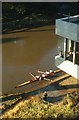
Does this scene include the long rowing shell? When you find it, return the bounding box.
[15,69,61,88]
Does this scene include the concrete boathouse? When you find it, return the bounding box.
[55,15,79,80]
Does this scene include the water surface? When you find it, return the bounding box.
[2,25,58,95]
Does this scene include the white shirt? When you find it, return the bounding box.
[36,75,39,79]
[45,71,50,74]
[42,74,46,77]
[49,70,52,73]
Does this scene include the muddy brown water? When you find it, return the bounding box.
[2,25,58,95]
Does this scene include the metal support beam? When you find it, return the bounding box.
[69,40,72,52]
[73,42,76,64]
[64,38,67,60]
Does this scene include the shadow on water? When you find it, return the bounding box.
[1,75,79,103]
[10,28,55,34]
[0,40,2,44]
[3,22,54,34]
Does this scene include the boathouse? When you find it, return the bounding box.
[55,15,79,80]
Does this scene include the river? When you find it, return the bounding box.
[2,25,58,95]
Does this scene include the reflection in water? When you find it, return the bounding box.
[2,25,58,95]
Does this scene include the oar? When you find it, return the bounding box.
[53,69,61,74]
[29,72,36,79]
[43,78,51,81]
[36,70,45,74]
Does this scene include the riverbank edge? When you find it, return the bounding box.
[0,72,79,118]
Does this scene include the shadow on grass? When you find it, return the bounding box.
[45,94,66,103]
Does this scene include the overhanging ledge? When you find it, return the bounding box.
[55,55,79,80]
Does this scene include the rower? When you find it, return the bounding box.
[46,71,50,75]
[59,51,64,58]
[49,70,53,73]
[36,75,40,79]
[41,71,49,78]
[42,91,48,101]
[46,69,53,75]
[41,74,46,78]
[41,70,51,78]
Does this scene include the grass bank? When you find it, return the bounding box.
[0,90,79,119]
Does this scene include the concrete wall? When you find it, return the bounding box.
[55,16,79,43]
[55,55,79,80]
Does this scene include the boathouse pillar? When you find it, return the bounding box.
[69,40,72,52]
[64,38,67,60]
[73,41,76,64]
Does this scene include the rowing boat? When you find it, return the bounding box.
[15,69,61,88]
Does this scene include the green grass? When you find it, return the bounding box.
[1,91,79,118]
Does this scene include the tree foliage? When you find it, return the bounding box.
[2,2,78,22]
